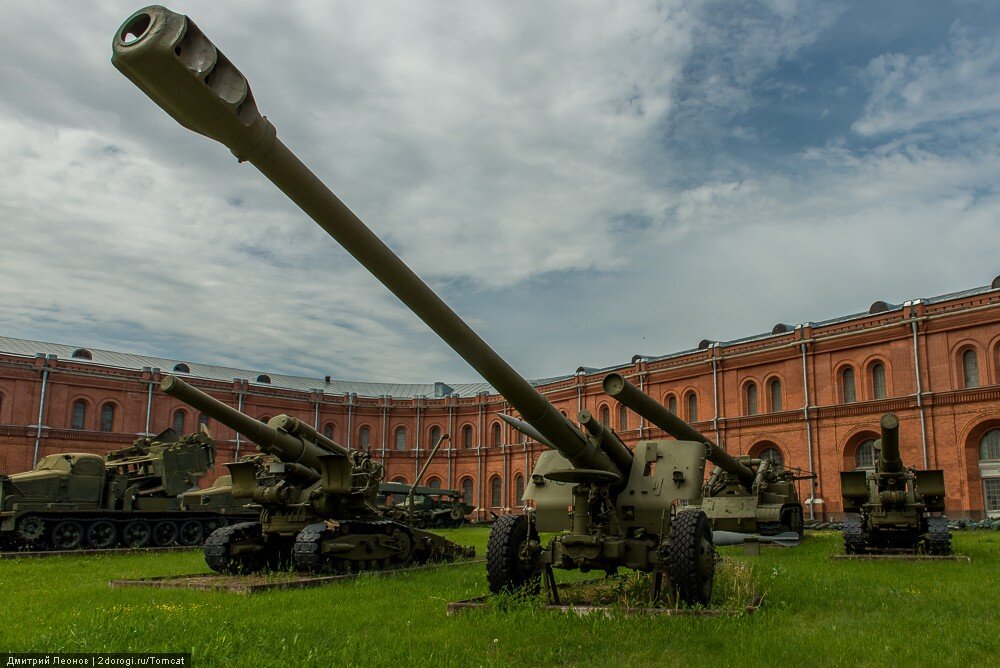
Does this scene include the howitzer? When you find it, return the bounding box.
[603,372,808,536]
[840,413,951,554]
[161,375,473,573]
[112,6,714,603]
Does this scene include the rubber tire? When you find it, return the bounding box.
[486,514,540,595]
[665,509,715,606]
[205,521,267,574]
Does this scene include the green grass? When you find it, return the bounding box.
[1,529,997,667]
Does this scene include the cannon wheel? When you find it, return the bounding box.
[204,521,268,574]
[665,509,714,606]
[486,514,540,594]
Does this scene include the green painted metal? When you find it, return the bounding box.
[0,428,252,550]
[840,413,951,554]
[160,375,473,573]
[111,6,714,604]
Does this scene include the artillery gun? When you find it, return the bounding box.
[112,5,716,604]
[699,456,810,536]
[161,376,473,573]
[0,427,251,550]
[378,483,472,529]
[840,413,951,554]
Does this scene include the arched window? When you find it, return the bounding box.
[461,478,474,504]
[427,477,442,489]
[490,476,502,507]
[199,413,210,428]
[394,426,407,451]
[428,425,442,448]
[667,395,677,414]
[172,409,186,434]
[963,349,980,389]
[462,424,473,449]
[359,426,371,450]
[600,405,610,426]
[981,429,1000,460]
[323,423,335,440]
[872,363,887,399]
[745,382,758,416]
[492,422,502,448]
[515,474,525,503]
[983,429,1000,516]
[71,348,92,360]
[100,403,115,432]
[758,447,783,467]
[686,393,698,423]
[172,363,190,373]
[856,439,876,469]
[618,404,628,431]
[71,401,86,430]
[768,379,782,412]
[842,367,856,403]
[256,374,271,384]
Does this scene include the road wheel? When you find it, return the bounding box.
[665,509,715,606]
[486,514,540,594]
[86,520,118,549]
[122,520,152,548]
[50,520,84,550]
[153,520,179,546]
[178,520,205,546]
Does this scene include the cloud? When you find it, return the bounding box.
[853,22,1000,136]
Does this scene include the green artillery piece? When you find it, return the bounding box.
[377,483,472,529]
[700,457,811,536]
[112,6,715,604]
[0,427,248,550]
[602,373,809,536]
[160,376,474,573]
[840,413,951,554]
[712,531,800,548]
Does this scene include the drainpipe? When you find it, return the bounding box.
[909,301,929,468]
[234,386,245,460]
[711,348,721,446]
[638,370,646,439]
[143,368,155,436]
[447,402,455,488]
[800,340,816,520]
[312,391,320,429]
[346,393,354,450]
[380,396,388,459]
[414,401,422,482]
[31,354,53,467]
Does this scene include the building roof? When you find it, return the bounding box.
[1,279,997,399]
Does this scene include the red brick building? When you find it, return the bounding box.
[2,277,999,520]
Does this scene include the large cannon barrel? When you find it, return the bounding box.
[160,376,342,471]
[602,373,755,489]
[878,413,902,474]
[113,6,616,477]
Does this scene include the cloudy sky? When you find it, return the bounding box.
[0,1,998,384]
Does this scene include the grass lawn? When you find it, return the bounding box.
[1,528,997,667]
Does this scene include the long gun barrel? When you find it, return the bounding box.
[112,6,617,478]
[602,372,755,489]
[877,412,902,474]
[160,375,347,471]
